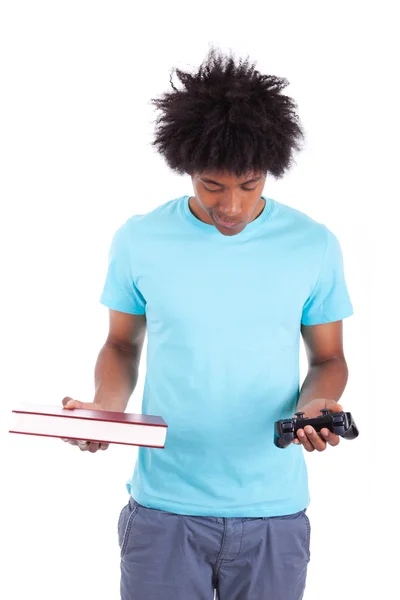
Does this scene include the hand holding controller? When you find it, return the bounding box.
[274,408,359,449]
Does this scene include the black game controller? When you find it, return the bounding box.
[274,409,359,448]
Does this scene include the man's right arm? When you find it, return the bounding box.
[61,310,146,450]
[93,310,147,412]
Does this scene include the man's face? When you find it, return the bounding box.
[190,170,267,236]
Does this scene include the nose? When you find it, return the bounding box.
[219,193,242,217]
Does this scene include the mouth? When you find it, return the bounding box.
[214,216,242,229]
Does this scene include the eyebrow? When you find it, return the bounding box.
[200,176,262,186]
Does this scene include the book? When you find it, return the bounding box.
[8,403,168,448]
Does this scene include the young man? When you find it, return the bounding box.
[62,47,354,599]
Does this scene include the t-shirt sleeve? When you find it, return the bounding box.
[301,226,354,326]
[99,221,146,315]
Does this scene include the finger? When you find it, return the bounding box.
[304,426,327,452]
[297,428,315,452]
[100,443,109,450]
[77,440,90,451]
[88,442,100,453]
[321,428,340,447]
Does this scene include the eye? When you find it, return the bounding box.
[204,186,258,193]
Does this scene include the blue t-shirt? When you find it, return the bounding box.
[99,195,354,517]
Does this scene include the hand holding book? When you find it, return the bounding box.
[61,396,109,453]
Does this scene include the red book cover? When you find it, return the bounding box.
[10,403,167,427]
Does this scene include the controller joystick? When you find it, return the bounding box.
[320,408,331,416]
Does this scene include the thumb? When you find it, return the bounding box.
[62,397,83,410]
[328,400,343,412]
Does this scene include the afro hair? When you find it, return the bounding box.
[150,46,305,179]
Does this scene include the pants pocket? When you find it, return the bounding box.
[118,498,140,558]
[300,510,311,563]
[268,509,311,565]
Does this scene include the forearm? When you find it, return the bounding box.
[297,358,349,410]
[93,342,141,412]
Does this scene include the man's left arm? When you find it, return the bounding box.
[295,320,349,452]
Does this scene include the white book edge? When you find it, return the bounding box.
[9,412,167,448]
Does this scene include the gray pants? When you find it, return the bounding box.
[118,496,311,599]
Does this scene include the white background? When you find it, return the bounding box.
[1,1,398,599]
